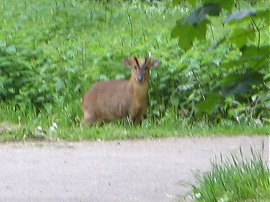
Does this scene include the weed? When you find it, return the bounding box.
[0,0,269,139]
[1,104,269,142]
[192,147,270,202]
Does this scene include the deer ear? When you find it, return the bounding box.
[123,58,134,68]
[150,60,160,69]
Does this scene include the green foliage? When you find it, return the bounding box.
[1,104,269,142]
[0,0,269,127]
[171,0,270,124]
[192,148,270,201]
[0,0,182,125]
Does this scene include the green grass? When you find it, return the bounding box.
[0,0,269,142]
[0,104,269,142]
[1,123,269,142]
[192,149,270,202]
[0,0,182,128]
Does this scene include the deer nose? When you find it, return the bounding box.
[137,76,143,82]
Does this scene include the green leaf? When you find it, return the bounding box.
[224,9,256,24]
[220,74,240,88]
[230,45,270,68]
[183,3,221,26]
[172,21,208,51]
[6,45,17,55]
[171,20,182,38]
[172,2,220,51]
[219,0,234,10]
[173,0,196,6]
[221,45,270,70]
[221,72,264,97]
[230,27,256,48]
[196,93,221,115]
[240,45,270,59]
[170,96,180,107]
[203,3,221,16]
[56,79,65,92]
[256,9,270,24]
[183,7,206,26]
[172,0,181,7]
[204,0,234,10]
[44,103,53,114]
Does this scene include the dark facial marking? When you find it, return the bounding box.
[134,57,140,69]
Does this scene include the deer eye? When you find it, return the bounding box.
[134,65,139,70]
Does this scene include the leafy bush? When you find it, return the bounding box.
[171,0,270,124]
[0,0,179,122]
[0,0,269,125]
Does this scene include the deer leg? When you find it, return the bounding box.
[83,111,98,126]
[132,115,143,126]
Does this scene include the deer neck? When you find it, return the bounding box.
[129,78,149,100]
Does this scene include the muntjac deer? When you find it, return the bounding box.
[82,52,160,125]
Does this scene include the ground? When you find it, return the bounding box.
[0,136,269,202]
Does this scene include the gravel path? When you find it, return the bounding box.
[0,136,269,202]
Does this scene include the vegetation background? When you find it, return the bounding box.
[0,1,269,200]
[0,0,269,140]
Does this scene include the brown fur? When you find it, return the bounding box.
[82,52,160,125]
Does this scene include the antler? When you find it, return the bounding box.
[144,51,151,66]
[147,51,151,59]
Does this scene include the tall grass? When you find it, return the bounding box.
[0,0,269,141]
[0,0,181,126]
[1,103,269,142]
[192,148,270,202]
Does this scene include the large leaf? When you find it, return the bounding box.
[196,93,221,116]
[238,45,269,68]
[221,71,264,97]
[183,7,206,26]
[256,9,270,24]
[224,9,256,24]
[172,20,208,51]
[240,45,270,59]
[220,45,270,70]
[230,27,256,48]
[183,3,221,26]
[204,0,234,10]
[220,73,240,87]
[202,3,221,16]
[172,3,220,51]
[6,45,17,55]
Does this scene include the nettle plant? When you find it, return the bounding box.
[170,0,270,124]
[0,0,269,126]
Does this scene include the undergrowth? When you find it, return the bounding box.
[0,105,269,142]
[0,0,269,142]
[192,148,270,202]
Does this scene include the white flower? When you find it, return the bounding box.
[37,126,43,131]
[52,122,58,129]
[36,126,46,138]
[49,122,58,132]
[195,193,201,199]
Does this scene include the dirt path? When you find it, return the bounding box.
[0,136,269,202]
